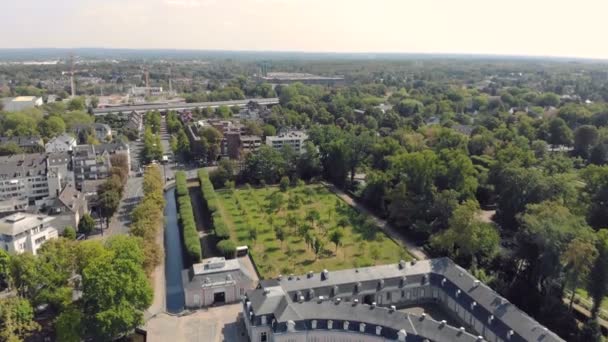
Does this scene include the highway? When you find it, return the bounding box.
[92,97,279,115]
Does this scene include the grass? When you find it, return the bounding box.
[574,288,608,319]
[216,183,411,278]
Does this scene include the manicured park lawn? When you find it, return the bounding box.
[216,184,410,278]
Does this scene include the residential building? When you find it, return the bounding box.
[266,131,308,154]
[72,123,113,142]
[46,151,74,198]
[182,257,256,308]
[47,184,88,232]
[226,133,262,159]
[0,197,29,218]
[0,213,58,255]
[0,154,58,203]
[0,96,43,112]
[127,111,144,133]
[72,143,130,190]
[243,258,563,342]
[45,133,77,153]
[130,86,164,97]
[0,136,45,153]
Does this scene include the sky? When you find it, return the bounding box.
[2,0,608,59]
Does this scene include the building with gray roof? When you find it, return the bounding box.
[182,257,256,308]
[243,258,564,342]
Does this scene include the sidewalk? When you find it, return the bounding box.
[323,182,429,260]
[145,225,166,321]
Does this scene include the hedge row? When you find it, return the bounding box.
[199,169,234,257]
[175,171,202,264]
[175,171,188,197]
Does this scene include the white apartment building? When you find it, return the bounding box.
[0,154,58,203]
[45,133,77,153]
[0,213,58,255]
[265,131,308,154]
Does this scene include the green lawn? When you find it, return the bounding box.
[216,184,410,278]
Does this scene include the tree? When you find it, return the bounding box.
[547,118,572,146]
[329,229,344,254]
[82,238,152,340]
[67,97,86,111]
[313,237,324,260]
[431,200,499,266]
[78,213,96,235]
[296,141,322,180]
[249,228,258,245]
[306,209,320,228]
[275,226,285,248]
[55,306,83,342]
[0,249,9,290]
[90,96,99,109]
[38,115,66,139]
[98,190,120,228]
[62,226,77,240]
[0,297,40,341]
[573,125,599,158]
[279,176,290,192]
[588,229,608,319]
[561,237,597,311]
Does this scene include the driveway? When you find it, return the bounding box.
[144,304,249,342]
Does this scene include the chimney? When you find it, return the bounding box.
[474,280,480,287]
[398,259,407,269]
[371,302,376,309]
[389,305,396,312]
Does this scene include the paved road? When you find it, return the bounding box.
[324,183,429,260]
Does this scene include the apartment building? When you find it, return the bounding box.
[72,143,130,190]
[265,131,308,154]
[0,213,58,255]
[0,154,58,203]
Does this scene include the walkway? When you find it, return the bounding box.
[323,183,429,260]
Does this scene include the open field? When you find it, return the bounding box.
[216,184,410,278]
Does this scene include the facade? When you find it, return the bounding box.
[265,131,308,154]
[0,213,58,255]
[0,154,58,203]
[45,133,77,153]
[243,258,563,342]
[226,133,263,159]
[72,143,130,190]
[130,86,164,97]
[0,136,45,153]
[182,257,256,308]
[0,197,29,217]
[1,96,43,112]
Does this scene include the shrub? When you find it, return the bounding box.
[217,239,237,258]
[62,226,76,240]
[175,171,188,197]
[279,176,290,192]
[176,171,202,264]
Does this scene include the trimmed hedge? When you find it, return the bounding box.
[175,171,202,264]
[175,171,188,197]
[216,239,236,258]
[198,169,233,243]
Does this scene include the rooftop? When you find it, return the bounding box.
[246,258,564,342]
[0,153,47,178]
[0,213,54,236]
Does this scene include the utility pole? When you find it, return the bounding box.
[69,54,76,98]
[168,66,173,94]
[144,65,150,98]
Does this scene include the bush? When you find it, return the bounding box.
[279,176,290,192]
[217,239,237,258]
[62,226,76,240]
[175,171,188,197]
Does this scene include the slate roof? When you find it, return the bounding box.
[245,258,564,342]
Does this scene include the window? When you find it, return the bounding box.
[260,332,267,342]
[401,290,405,298]
[387,292,392,301]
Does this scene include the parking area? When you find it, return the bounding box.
[144,303,249,342]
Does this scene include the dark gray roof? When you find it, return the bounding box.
[0,136,44,148]
[0,153,47,178]
[246,258,563,342]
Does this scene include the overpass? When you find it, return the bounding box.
[92,98,279,116]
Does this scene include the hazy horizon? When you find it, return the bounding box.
[3,0,608,60]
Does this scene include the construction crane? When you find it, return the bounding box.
[143,65,150,98]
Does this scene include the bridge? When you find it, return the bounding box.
[92,98,280,116]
